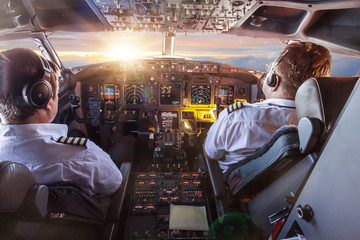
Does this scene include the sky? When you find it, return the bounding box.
[0,31,359,76]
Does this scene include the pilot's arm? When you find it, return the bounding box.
[204,110,228,162]
[85,140,123,196]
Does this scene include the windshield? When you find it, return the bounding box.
[1,32,359,76]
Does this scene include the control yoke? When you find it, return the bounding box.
[69,94,91,124]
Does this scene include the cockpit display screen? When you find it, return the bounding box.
[103,84,115,100]
[215,85,234,105]
[100,84,116,104]
[160,84,181,105]
[191,85,211,105]
[124,84,145,105]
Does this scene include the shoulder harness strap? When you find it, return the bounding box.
[56,136,88,146]
[227,101,243,114]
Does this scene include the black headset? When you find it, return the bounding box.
[22,55,53,109]
[266,49,289,87]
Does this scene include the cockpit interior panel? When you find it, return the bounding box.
[79,59,253,138]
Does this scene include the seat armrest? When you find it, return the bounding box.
[298,117,323,154]
[22,184,48,221]
[106,162,132,221]
[102,162,132,240]
[203,155,227,199]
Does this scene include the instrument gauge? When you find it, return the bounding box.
[148,96,157,104]
[124,84,145,105]
[191,85,211,105]
[215,85,234,105]
[160,84,181,105]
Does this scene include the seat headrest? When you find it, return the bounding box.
[296,77,358,137]
[0,161,37,212]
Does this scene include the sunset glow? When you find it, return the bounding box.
[1,32,358,76]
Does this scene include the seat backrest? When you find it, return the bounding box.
[0,161,36,212]
[223,125,302,198]
[296,77,358,153]
[0,161,48,220]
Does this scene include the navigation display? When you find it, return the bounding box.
[215,85,234,105]
[191,85,211,105]
[160,84,181,105]
[124,84,145,105]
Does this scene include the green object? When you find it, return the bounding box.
[207,212,262,240]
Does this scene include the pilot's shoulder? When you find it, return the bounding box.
[227,101,244,114]
[55,136,88,147]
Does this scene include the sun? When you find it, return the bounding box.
[105,44,139,60]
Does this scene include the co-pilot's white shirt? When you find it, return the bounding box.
[0,123,122,197]
[205,98,298,172]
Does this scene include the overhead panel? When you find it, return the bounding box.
[91,0,258,33]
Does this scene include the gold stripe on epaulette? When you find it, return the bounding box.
[79,138,87,146]
[66,137,74,144]
[236,101,242,109]
[59,136,66,143]
[73,138,80,145]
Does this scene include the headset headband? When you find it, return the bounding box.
[271,49,289,72]
[37,54,52,81]
[265,50,289,87]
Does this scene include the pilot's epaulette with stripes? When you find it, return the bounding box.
[56,136,88,146]
[227,101,243,114]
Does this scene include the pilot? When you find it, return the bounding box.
[204,41,332,172]
[0,48,122,201]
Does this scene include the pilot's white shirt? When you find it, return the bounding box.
[205,98,298,172]
[0,123,122,197]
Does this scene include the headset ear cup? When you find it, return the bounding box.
[23,80,52,109]
[267,73,277,87]
[22,55,53,109]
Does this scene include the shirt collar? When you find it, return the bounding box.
[0,123,68,137]
[262,98,295,108]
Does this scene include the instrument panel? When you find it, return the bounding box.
[80,59,253,130]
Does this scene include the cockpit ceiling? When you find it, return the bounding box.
[0,0,359,55]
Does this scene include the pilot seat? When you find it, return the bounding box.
[0,160,131,240]
[204,76,359,237]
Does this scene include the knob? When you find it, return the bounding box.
[171,229,180,238]
[296,204,314,222]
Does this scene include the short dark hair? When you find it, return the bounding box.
[275,41,332,97]
[0,48,60,122]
